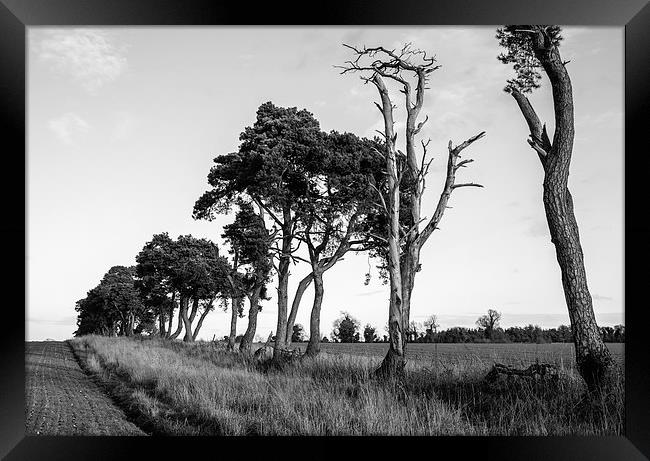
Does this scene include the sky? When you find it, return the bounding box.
[27,27,624,341]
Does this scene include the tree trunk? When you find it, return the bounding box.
[543,183,613,390]
[227,296,242,351]
[189,297,199,324]
[273,208,292,359]
[376,270,406,378]
[180,296,193,342]
[192,306,210,341]
[240,287,262,355]
[304,270,324,357]
[127,312,135,336]
[374,74,406,377]
[285,273,313,346]
[507,27,613,391]
[169,295,185,340]
[166,291,176,338]
[158,310,167,337]
[400,244,420,341]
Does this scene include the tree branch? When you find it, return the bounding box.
[415,131,486,249]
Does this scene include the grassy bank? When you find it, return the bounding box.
[69,335,623,436]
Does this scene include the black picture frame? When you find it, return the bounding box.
[2,0,648,459]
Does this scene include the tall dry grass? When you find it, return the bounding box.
[69,336,623,436]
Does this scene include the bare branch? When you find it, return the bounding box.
[450,131,486,155]
[368,179,388,215]
[454,158,474,170]
[452,183,484,189]
[527,137,549,157]
[252,196,283,228]
[415,131,486,249]
[399,218,427,243]
[413,115,429,136]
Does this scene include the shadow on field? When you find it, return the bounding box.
[401,363,624,435]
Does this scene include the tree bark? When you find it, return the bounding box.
[285,273,313,346]
[192,306,210,341]
[273,207,292,358]
[304,270,324,357]
[166,291,176,338]
[168,295,186,340]
[400,244,421,341]
[373,74,406,376]
[543,183,613,389]
[178,297,193,342]
[168,304,184,340]
[508,27,613,391]
[188,297,199,324]
[158,310,166,337]
[227,296,242,351]
[240,287,262,355]
[125,312,134,337]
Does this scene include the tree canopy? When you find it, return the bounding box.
[496,25,563,93]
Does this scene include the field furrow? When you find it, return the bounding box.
[25,341,147,436]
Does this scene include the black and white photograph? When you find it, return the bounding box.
[23,24,629,438]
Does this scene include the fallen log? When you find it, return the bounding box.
[484,361,560,390]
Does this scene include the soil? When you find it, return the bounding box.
[25,341,146,436]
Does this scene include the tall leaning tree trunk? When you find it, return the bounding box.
[273,207,292,359]
[227,296,242,351]
[508,28,613,391]
[304,269,324,357]
[240,287,262,355]
[543,178,613,389]
[192,306,211,341]
[285,273,313,346]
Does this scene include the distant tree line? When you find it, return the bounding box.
[320,311,624,344]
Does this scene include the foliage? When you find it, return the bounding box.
[291,324,305,342]
[76,235,231,340]
[221,201,273,298]
[332,312,361,343]
[168,235,230,300]
[193,101,326,220]
[363,324,378,343]
[74,266,149,337]
[476,309,502,339]
[496,25,563,93]
[402,323,624,344]
[134,233,177,327]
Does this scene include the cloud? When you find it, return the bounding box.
[48,112,90,145]
[37,29,128,92]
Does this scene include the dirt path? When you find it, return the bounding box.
[25,341,146,436]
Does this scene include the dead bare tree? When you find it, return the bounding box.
[339,43,485,377]
[497,25,613,391]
